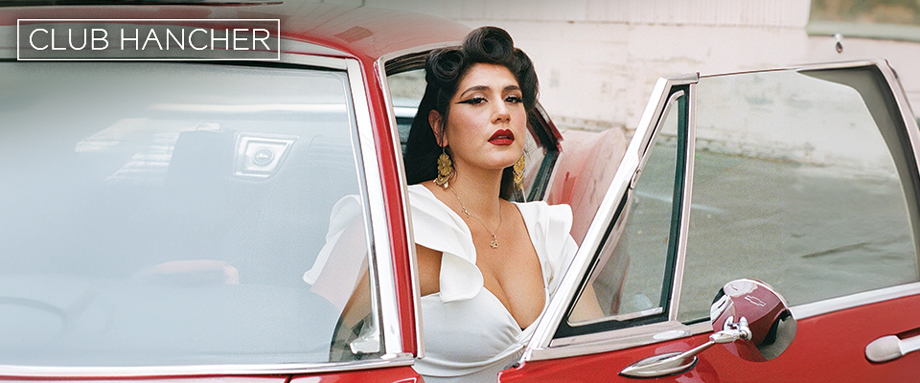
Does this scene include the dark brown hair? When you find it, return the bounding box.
[403,26,539,199]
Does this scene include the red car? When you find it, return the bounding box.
[1,3,918,382]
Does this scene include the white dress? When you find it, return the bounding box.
[408,184,578,383]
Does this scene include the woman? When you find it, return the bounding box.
[404,27,599,383]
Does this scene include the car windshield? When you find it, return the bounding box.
[0,62,378,367]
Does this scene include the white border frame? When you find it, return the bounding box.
[16,18,281,61]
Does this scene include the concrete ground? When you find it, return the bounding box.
[610,145,919,322]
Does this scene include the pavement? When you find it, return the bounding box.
[608,145,919,322]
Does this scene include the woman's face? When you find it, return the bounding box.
[434,63,527,175]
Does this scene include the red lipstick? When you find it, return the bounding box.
[489,129,515,145]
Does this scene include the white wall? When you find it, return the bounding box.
[317,0,919,133]
[804,35,920,115]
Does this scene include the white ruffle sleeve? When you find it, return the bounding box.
[408,185,577,302]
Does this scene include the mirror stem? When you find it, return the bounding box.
[673,323,751,361]
[618,339,715,378]
[620,318,752,378]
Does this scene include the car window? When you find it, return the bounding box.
[386,65,550,201]
[387,68,426,153]
[0,62,381,366]
[678,67,920,322]
[560,89,687,331]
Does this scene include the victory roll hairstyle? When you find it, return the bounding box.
[403,26,539,199]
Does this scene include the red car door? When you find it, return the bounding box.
[498,60,920,382]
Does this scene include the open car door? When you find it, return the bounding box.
[499,59,920,382]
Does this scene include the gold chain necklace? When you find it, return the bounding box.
[448,185,502,249]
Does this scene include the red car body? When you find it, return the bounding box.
[2,3,919,383]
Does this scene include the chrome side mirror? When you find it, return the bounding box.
[620,279,796,378]
[710,279,796,362]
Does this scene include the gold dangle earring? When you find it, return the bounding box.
[513,153,525,189]
[435,147,453,188]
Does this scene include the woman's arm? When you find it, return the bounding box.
[569,283,605,322]
[416,244,442,296]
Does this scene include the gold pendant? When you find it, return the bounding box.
[490,236,499,249]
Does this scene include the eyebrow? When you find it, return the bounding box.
[458,84,522,98]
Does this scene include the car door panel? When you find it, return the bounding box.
[694,292,920,381]
[290,367,422,383]
[503,292,920,383]
[500,334,722,383]
[502,60,920,382]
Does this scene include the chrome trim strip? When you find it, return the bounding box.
[686,321,715,335]
[663,73,700,87]
[722,59,903,82]
[792,282,920,319]
[637,90,685,168]
[590,307,663,324]
[346,59,402,356]
[668,82,697,321]
[684,283,920,333]
[534,321,694,361]
[874,59,920,276]
[375,54,425,358]
[678,285,920,337]
[0,354,417,378]
[346,59,383,355]
[697,59,881,79]
[882,58,919,123]
[637,82,684,158]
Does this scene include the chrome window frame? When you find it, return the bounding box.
[0,49,414,377]
[523,59,920,363]
[679,59,920,325]
[557,88,687,331]
[776,59,920,322]
[377,42,460,359]
[345,57,401,359]
[523,74,699,362]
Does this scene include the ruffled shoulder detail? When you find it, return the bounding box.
[408,184,483,303]
[514,201,578,295]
